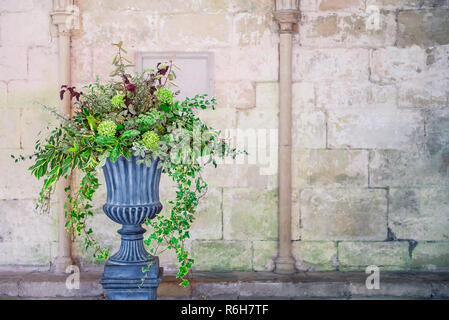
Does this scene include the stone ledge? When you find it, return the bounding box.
[1,271,449,300]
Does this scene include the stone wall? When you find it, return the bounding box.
[0,0,448,273]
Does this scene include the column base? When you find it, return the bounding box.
[100,256,162,300]
[53,256,73,274]
[274,256,296,274]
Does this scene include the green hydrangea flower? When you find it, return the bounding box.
[142,131,159,150]
[97,120,117,137]
[156,88,173,104]
[111,94,125,108]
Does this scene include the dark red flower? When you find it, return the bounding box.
[126,83,137,93]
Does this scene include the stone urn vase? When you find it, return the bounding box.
[100,155,163,300]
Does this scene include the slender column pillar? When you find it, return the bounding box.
[50,0,77,273]
[273,1,300,274]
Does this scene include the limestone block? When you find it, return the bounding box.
[215,81,255,109]
[21,104,60,151]
[339,241,410,267]
[214,46,278,82]
[316,81,396,109]
[370,148,449,188]
[190,187,223,240]
[99,0,201,12]
[0,151,44,200]
[398,77,449,109]
[0,199,57,243]
[299,12,396,47]
[300,188,388,240]
[370,46,428,83]
[223,188,278,241]
[293,48,369,81]
[0,0,34,12]
[292,82,315,110]
[411,242,449,270]
[28,46,58,82]
[0,82,6,107]
[70,44,93,87]
[233,12,273,47]
[398,9,449,47]
[256,82,278,109]
[0,108,20,149]
[292,241,338,271]
[201,0,274,13]
[0,11,50,46]
[318,0,365,11]
[252,240,277,271]
[367,0,448,10]
[160,14,231,47]
[292,109,327,149]
[389,188,449,241]
[7,80,59,109]
[0,241,52,265]
[327,107,423,149]
[0,47,28,81]
[293,149,369,188]
[80,11,159,48]
[191,240,252,271]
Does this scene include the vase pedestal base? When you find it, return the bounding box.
[100,256,162,300]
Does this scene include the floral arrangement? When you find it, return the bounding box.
[13,42,241,286]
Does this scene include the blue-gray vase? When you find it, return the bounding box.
[100,155,163,300]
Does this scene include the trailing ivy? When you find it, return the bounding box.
[13,42,244,286]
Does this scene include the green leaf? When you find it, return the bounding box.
[109,144,121,162]
[120,129,140,141]
[95,135,117,146]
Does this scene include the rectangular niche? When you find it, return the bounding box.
[136,52,214,101]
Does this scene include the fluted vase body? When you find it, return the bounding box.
[100,156,163,300]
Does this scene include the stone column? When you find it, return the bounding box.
[273,0,300,274]
[50,0,77,273]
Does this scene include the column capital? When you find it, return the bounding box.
[50,0,79,36]
[274,10,300,34]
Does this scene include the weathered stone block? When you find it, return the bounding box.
[7,80,59,109]
[28,46,58,82]
[215,81,255,109]
[300,12,396,47]
[411,242,449,270]
[292,82,315,110]
[318,0,365,11]
[190,187,223,240]
[256,82,278,109]
[0,108,20,149]
[293,149,369,188]
[371,46,427,83]
[0,82,6,107]
[300,188,388,241]
[292,110,327,149]
[252,240,277,271]
[339,241,410,267]
[99,0,201,12]
[70,44,93,87]
[293,48,369,81]
[367,0,448,10]
[0,200,57,243]
[316,81,396,109]
[233,12,272,46]
[398,77,449,109]
[327,108,423,149]
[292,241,338,271]
[192,240,252,271]
[398,9,449,47]
[215,46,278,82]
[0,0,34,12]
[223,188,278,240]
[0,241,52,265]
[202,0,274,13]
[0,47,27,81]
[389,188,449,241]
[161,14,231,46]
[21,105,59,151]
[349,281,432,298]
[0,11,50,46]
